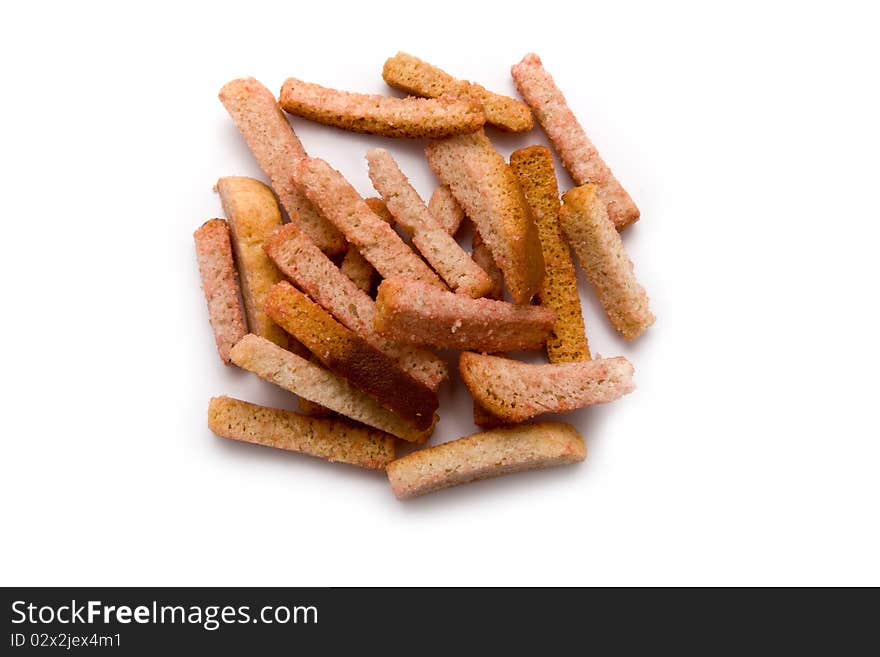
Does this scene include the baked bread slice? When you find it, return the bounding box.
[367,148,492,298]
[279,78,485,138]
[428,185,465,236]
[215,176,289,347]
[559,184,654,340]
[209,396,395,470]
[263,224,448,391]
[386,422,585,499]
[382,52,533,133]
[426,129,545,304]
[509,145,590,362]
[293,157,445,289]
[218,78,345,254]
[374,278,555,352]
[459,352,635,423]
[511,54,639,230]
[230,334,435,443]
[265,281,438,430]
[193,219,247,364]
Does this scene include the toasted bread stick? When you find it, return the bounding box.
[293,157,445,289]
[510,146,590,362]
[375,278,555,351]
[428,185,465,236]
[215,177,288,347]
[230,335,435,443]
[279,78,485,138]
[382,52,533,133]
[559,185,654,340]
[264,224,448,391]
[218,78,345,254]
[460,352,634,423]
[209,396,395,470]
[193,219,247,364]
[386,423,585,499]
[265,281,438,430]
[426,130,544,303]
[339,198,394,293]
[367,148,492,298]
[511,54,639,230]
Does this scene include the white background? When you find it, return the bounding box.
[1,1,878,586]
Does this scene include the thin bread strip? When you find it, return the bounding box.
[294,157,445,289]
[559,185,654,340]
[471,227,505,300]
[426,130,544,303]
[218,78,345,254]
[209,396,394,470]
[375,278,555,351]
[215,177,288,347]
[230,335,434,443]
[279,78,485,139]
[265,281,438,430]
[193,219,247,364]
[264,224,448,390]
[460,352,634,423]
[367,148,492,298]
[386,423,585,499]
[339,198,393,293]
[511,54,639,230]
[428,185,465,236]
[382,52,533,133]
[509,146,590,362]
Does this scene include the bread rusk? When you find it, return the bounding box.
[193,219,248,364]
[471,227,505,300]
[293,157,445,289]
[215,177,289,347]
[230,335,435,442]
[459,352,634,423]
[382,52,533,133]
[511,54,639,231]
[375,278,555,351]
[218,78,345,254]
[279,78,485,139]
[339,197,393,293]
[509,146,590,362]
[428,185,465,236]
[366,148,492,298]
[559,185,654,340]
[263,224,448,391]
[264,281,438,430]
[209,396,395,470]
[426,130,545,304]
[386,422,585,499]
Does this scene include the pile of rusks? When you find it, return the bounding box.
[194,52,654,500]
